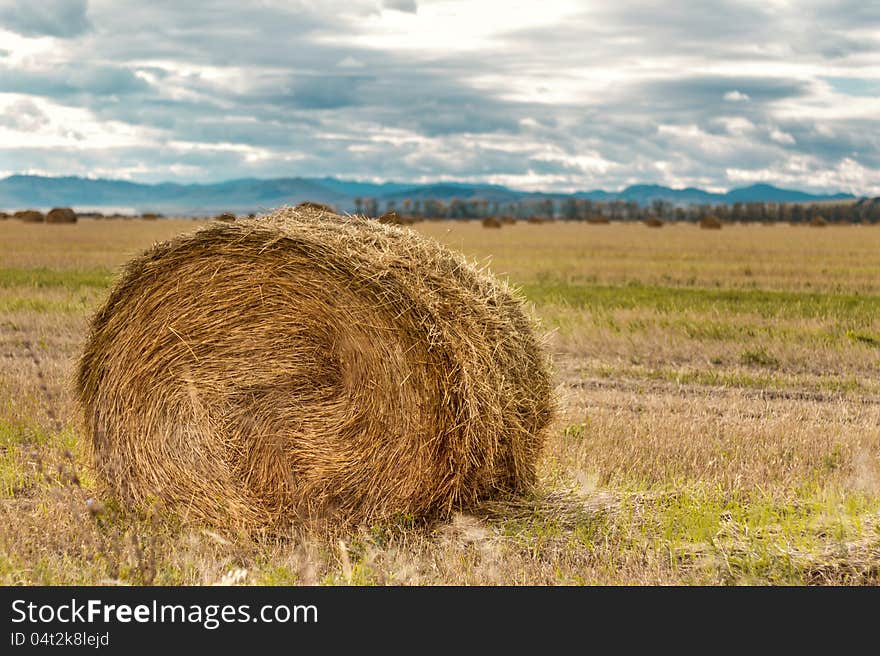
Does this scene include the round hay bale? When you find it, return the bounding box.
[46,207,78,223]
[481,217,503,229]
[0,211,9,220]
[296,201,336,213]
[15,209,45,222]
[587,215,610,224]
[215,212,237,223]
[141,213,160,220]
[643,216,664,228]
[375,210,414,225]
[698,216,722,230]
[76,206,554,530]
[810,215,827,227]
[527,216,545,224]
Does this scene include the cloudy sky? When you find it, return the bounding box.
[0,0,878,193]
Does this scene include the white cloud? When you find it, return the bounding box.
[769,128,796,145]
[337,56,365,68]
[723,90,751,102]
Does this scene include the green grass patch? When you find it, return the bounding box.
[499,485,880,584]
[0,267,115,291]
[522,280,880,326]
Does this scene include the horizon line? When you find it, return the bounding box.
[0,172,863,198]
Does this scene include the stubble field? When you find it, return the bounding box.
[1,218,879,585]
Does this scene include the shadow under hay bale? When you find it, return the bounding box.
[15,209,45,222]
[76,206,554,531]
[46,207,78,223]
[482,217,503,229]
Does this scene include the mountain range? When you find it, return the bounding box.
[0,175,856,215]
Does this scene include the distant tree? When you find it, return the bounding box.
[561,197,580,221]
[365,197,379,217]
[731,202,744,222]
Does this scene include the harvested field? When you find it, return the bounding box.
[1,219,879,584]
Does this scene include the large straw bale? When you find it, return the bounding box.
[76,206,554,530]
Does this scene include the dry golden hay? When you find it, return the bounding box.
[481,217,503,228]
[76,206,554,531]
[810,215,827,227]
[45,207,78,223]
[215,212,237,223]
[643,216,664,227]
[698,216,722,230]
[15,209,45,222]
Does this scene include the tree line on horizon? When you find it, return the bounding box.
[353,196,880,224]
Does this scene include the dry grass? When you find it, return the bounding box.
[1,219,879,584]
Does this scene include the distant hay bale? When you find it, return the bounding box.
[500,216,516,225]
[296,201,336,213]
[0,211,8,220]
[527,216,545,224]
[141,213,160,220]
[15,209,44,222]
[643,216,664,227]
[45,207,78,223]
[587,215,610,224]
[375,210,414,225]
[698,216,722,230]
[482,217,503,228]
[810,215,827,227]
[76,206,554,531]
[215,213,237,223]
